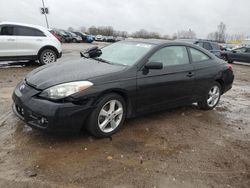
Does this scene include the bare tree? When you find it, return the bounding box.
[217,22,226,42]
[175,29,196,39]
[80,26,86,33]
[131,29,161,39]
[207,22,226,42]
[67,27,74,32]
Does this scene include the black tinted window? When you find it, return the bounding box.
[15,26,45,37]
[203,42,213,50]
[0,26,14,35]
[149,46,189,67]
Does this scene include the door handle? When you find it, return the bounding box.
[36,39,42,41]
[186,72,194,77]
[7,38,15,41]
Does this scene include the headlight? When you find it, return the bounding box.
[39,81,93,100]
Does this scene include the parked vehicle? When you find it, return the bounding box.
[194,40,222,58]
[64,31,82,43]
[221,46,250,63]
[52,29,72,43]
[49,29,63,42]
[12,40,234,137]
[106,36,115,42]
[177,39,223,58]
[0,22,62,65]
[73,31,93,43]
[95,35,104,41]
[116,36,125,41]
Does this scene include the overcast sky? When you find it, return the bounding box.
[0,0,249,38]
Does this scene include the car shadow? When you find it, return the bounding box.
[16,104,201,143]
[0,60,40,68]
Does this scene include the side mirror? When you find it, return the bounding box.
[80,46,102,58]
[144,62,163,70]
[232,50,237,53]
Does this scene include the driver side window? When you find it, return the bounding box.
[149,46,189,67]
[235,48,246,53]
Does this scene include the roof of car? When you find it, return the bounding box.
[0,21,49,32]
[124,39,171,45]
[124,39,202,47]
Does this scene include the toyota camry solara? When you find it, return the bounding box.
[12,40,234,137]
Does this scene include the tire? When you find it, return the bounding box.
[72,38,77,43]
[86,93,126,137]
[39,49,57,65]
[198,82,221,110]
[224,55,233,64]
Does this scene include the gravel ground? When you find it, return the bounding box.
[0,43,249,188]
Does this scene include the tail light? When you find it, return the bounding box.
[227,64,233,71]
[49,31,62,43]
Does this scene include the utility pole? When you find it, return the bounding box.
[41,0,49,28]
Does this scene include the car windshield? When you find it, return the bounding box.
[98,41,154,66]
[69,32,77,37]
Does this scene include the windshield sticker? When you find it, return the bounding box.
[136,44,152,48]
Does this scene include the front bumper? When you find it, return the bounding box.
[12,81,94,133]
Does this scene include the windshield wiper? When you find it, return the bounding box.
[93,57,113,65]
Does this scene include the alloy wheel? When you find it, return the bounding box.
[42,51,56,64]
[207,85,220,107]
[98,99,124,133]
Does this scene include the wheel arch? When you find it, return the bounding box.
[38,45,60,58]
[94,89,133,118]
[215,79,225,94]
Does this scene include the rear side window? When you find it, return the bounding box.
[195,42,203,48]
[149,46,189,67]
[211,43,220,50]
[0,26,14,35]
[203,42,213,50]
[14,26,46,37]
[189,48,210,62]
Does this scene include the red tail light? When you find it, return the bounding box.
[227,64,233,71]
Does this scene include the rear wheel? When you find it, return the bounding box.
[86,93,126,137]
[39,49,57,65]
[198,82,221,110]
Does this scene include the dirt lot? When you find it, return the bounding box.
[0,43,250,188]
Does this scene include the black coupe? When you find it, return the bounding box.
[12,40,234,137]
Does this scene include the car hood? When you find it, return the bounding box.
[26,58,126,90]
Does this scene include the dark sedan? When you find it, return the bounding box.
[12,40,234,137]
[222,46,250,63]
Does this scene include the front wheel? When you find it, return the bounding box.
[39,49,57,65]
[86,93,126,137]
[198,82,221,110]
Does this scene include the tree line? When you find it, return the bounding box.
[67,22,246,42]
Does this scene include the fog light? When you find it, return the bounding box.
[40,117,48,124]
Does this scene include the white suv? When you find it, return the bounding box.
[0,22,62,65]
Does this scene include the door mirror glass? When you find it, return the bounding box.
[145,62,163,70]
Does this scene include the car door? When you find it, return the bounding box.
[136,45,195,113]
[188,47,220,100]
[14,25,46,57]
[0,25,17,58]
[244,48,250,63]
[229,47,247,62]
